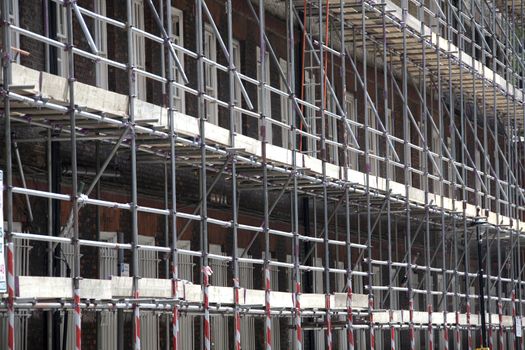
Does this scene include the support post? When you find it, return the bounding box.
[125,0,140,348]
[64,0,81,349]
[226,0,241,348]
[477,223,488,348]
[195,0,210,348]
[165,3,179,349]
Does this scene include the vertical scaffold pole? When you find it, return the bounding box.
[339,0,353,348]
[400,0,414,348]
[126,0,140,348]
[64,0,81,348]
[165,3,179,349]
[434,6,448,348]
[378,1,395,347]
[1,0,14,348]
[7,241,14,350]
[318,1,332,349]
[515,1,525,349]
[287,0,302,348]
[359,1,374,349]
[444,3,460,347]
[418,1,433,348]
[257,0,272,349]
[226,0,241,348]
[195,0,210,348]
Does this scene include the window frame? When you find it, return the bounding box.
[279,58,290,148]
[132,0,146,100]
[232,39,242,133]
[55,3,68,77]
[345,92,358,170]
[257,46,272,144]
[204,24,218,124]
[170,7,185,113]
[94,0,108,89]
[304,70,316,155]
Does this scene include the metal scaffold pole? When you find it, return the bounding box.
[226,0,241,348]
[400,1,415,348]
[64,0,81,348]
[287,0,302,348]
[165,2,179,349]
[259,0,272,347]
[195,0,211,348]
[126,0,141,348]
[1,0,14,348]
[318,1,333,349]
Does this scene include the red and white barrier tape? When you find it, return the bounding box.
[427,304,433,350]
[443,313,449,350]
[409,299,415,350]
[454,311,461,350]
[455,311,461,350]
[133,290,141,350]
[347,282,354,350]
[499,301,504,349]
[234,278,241,350]
[74,287,81,350]
[512,290,517,348]
[390,308,395,350]
[265,267,272,350]
[295,281,302,350]
[202,266,213,350]
[488,323,493,350]
[7,242,15,350]
[370,296,375,350]
[172,263,179,350]
[326,294,333,350]
[466,301,472,350]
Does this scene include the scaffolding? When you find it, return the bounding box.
[1,0,525,349]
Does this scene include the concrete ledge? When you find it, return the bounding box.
[16,276,368,310]
[373,310,517,327]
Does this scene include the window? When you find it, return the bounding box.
[94,0,108,89]
[171,7,185,113]
[177,241,195,349]
[326,91,339,165]
[97,233,160,350]
[56,3,68,77]
[279,58,290,148]
[385,107,394,180]
[405,115,412,187]
[304,71,316,155]
[346,93,358,170]
[431,126,441,194]
[417,121,425,189]
[239,248,255,350]
[475,146,482,205]
[232,39,242,133]
[204,24,218,124]
[447,137,454,198]
[132,0,146,100]
[0,222,29,350]
[2,0,20,64]
[209,244,229,349]
[269,258,280,349]
[312,257,324,348]
[367,105,378,175]
[138,236,160,350]
[257,46,272,143]
[98,232,118,350]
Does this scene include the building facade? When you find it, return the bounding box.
[1,0,525,349]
